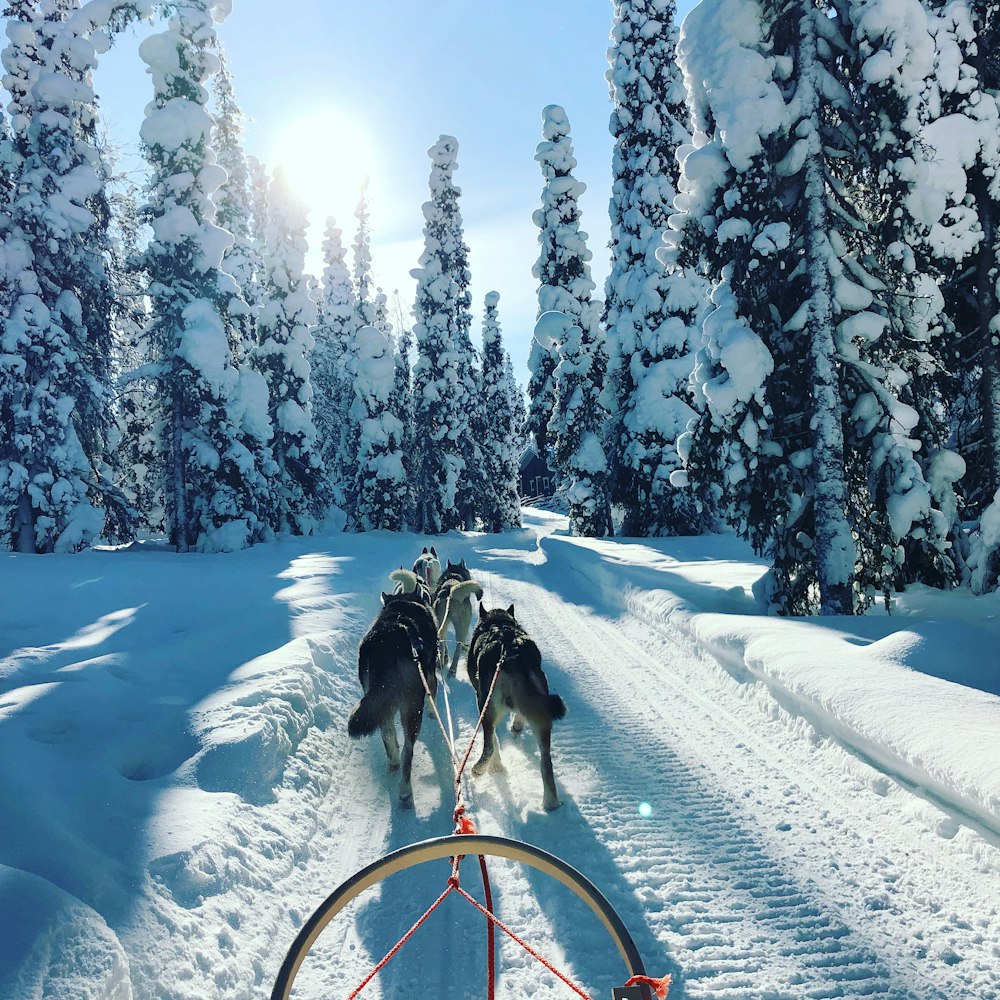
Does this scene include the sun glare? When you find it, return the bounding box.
[269,108,378,228]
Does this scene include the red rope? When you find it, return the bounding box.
[452,883,594,1000]
[344,881,455,1000]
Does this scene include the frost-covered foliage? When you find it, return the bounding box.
[913,1,1000,591]
[605,0,713,538]
[389,323,414,525]
[109,180,160,533]
[352,178,378,329]
[531,107,611,536]
[410,135,476,534]
[210,46,257,361]
[543,311,614,537]
[310,216,356,509]
[477,293,522,531]
[139,0,275,553]
[504,352,528,454]
[528,105,605,465]
[0,0,149,553]
[670,0,959,613]
[254,167,323,534]
[348,325,406,531]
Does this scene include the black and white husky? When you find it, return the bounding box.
[411,546,442,591]
[431,558,484,676]
[347,591,439,808]
[466,603,566,811]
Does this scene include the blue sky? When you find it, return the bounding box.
[94,0,696,383]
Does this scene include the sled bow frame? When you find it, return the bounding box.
[271,832,655,1000]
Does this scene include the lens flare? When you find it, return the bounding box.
[638,801,653,818]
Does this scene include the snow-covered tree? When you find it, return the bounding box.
[255,167,324,534]
[542,311,614,537]
[210,46,256,361]
[348,325,406,531]
[505,353,528,456]
[671,0,955,612]
[139,0,272,553]
[531,106,612,535]
[0,0,146,552]
[409,135,476,534]
[390,323,414,525]
[310,216,357,509]
[605,0,713,538]
[914,2,1000,591]
[478,292,522,532]
[352,178,379,329]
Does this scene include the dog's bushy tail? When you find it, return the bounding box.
[347,687,394,737]
[548,694,567,721]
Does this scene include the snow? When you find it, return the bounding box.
[2,511,999,998]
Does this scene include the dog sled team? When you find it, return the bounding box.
[347,545,566,812]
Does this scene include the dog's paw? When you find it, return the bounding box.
[387,761,400,773]
[543,796,563,812]
[509,722,524,736]
[398,791,414,809]
[471,759,488,777]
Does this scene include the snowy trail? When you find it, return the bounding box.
[278,520,1000,1000]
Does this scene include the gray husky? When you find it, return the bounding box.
[347,591,439,808]
[466,603,566,811]
[431,558,484,676]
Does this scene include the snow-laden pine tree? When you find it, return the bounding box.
[0,0,146,552]
[478,293,522,532]
[605,0,713,538]
[390,323,414,525]
[531,106,612,535]
[409,135,476,534]
[915,2,1000,591]
[139,0,273,552]
[352,178,380,329]
[255,167,324,534]
[348,325,406,531]
[670,0,956,613]
[542,310,614,537]
[210,47,257,361]
[504,353,528,456]
[310,216,357,510]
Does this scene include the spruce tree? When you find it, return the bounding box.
[605,0,712,537]
[532,106,612,536]
[353,178,378,328]
[478,293,522,532]
[672,0,953,612]
[210,47,256,361]
[0,0,139,552]
[410,135,475,533]
[138,0,270,552]
[349,325,407,531]
[254,167,324,534]
[311,217,357,509]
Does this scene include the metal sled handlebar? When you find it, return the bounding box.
[270,833,653,1000]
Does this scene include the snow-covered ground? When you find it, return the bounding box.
[2,509,999,999]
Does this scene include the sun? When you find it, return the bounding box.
[269,107,378,228]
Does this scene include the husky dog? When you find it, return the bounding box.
[466,603,566,811]
[347,591,439,808]
[412,546,442,592]
[431,558,484,676]
[389,567,432,605]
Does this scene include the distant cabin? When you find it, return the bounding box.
[519,444,556,498]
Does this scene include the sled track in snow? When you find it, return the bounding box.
[486,569,998,1000]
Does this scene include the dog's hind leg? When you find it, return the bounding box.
[536,721,561,811]
[398,694,424,809]
[472,692,505,777]
[380,720,400,771]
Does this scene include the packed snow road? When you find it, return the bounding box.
[4,512,998,999]
[286,513,1000,1000]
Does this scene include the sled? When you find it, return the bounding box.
[270,832,659,1000]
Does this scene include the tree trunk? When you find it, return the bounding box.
[171,393,188,553]
[15,489,35,554]
[799,3,855,615]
